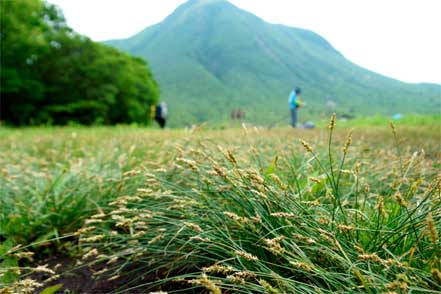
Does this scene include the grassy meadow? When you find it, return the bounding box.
[0,118,440,293]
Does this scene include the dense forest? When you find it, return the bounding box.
[0,0,159,126]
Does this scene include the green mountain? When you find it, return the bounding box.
[106,0,441,126]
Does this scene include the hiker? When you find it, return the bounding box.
[151,102,168,129]
[231,109,245,121]
[288,87,303,127]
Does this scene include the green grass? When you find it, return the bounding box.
[0,120,440,293]
[106,0,441,127]
[337,114,441,127]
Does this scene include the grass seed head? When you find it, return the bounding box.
[203,264,235,275]
[390,121,397,136]
[358,253,382,263]
[300,139,314,153]
[394,191,408,208]
[108,274,120,281]
[427,213,439,245]
[432,269,441,285]
[148,233,165,245]
[190,273,221,294]
[343,131,353,154]
[290,261,314,272]
[337,224,355,232]
[43,274,60,285]
[259,279,279,294]
[271,212,296,218]
[376,196,387,217]
[264,236,285,255]
[292,233,316,244]
[235,250,258,261]
[212,164,228,179]
[184,222,203,232]
[329,113,336,130]
[33,264,55,275]
[82,248,99,260]
[12,251,34,262]
[226,150,238,165]
[11,279,43,294]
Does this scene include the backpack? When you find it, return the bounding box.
[155,102,168,119]
[155,105,162,118]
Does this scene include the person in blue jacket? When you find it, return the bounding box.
[288,87,303,128]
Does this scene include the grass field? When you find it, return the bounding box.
[1,118,440,293]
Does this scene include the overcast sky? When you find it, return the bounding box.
[47,0,441,84]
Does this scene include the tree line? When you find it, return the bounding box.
[0,0,159,126]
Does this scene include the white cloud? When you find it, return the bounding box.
[47,0,441,84]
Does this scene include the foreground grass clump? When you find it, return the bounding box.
[1,122,440,293]
[74,122,439,293]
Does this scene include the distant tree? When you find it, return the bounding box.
[0,0,159,125]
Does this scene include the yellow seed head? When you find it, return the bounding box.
[235,250,258,261]
[82,248,99,260]
[337,224,355,232]
[264,236,286,255]
[11,279,43,293]
[290,261,314,272]
[190,273,221,294]
[329,113,336,130]
[292,233,316,244]
[390,121,397,136]
[364,184,370,193]
[259,279,279,294]
[359,253,381,263]
[270,174,286,190]
[108,274,120,281]
[394,191,408,208]
[203,264,234,274]
[300,139,313,153]
[271,212,296,218]
[106,256,119,265]
[33,264,55,275]
[212,164,228,179]
[343,131,353,154]
[226,150,237,165]
[376,196,386,217]
[12,251,34,262]
[148,233,165,245]
[432,268,441,285]
[354,162,361,175]
[310,177,321,184]
[184,222,203,233]
[190,236,211,242]
[427,213,439,245]
[43,274,60,284]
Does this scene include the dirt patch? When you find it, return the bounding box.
[33,255,201,294]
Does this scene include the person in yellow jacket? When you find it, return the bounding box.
[150,102,168,128]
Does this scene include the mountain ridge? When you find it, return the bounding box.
[105,0,440,126]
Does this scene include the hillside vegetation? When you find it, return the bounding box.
[106,0,441,126]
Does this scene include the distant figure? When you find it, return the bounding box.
[151,102,168,129]
[288,87,303,127]
[231,109,245,121]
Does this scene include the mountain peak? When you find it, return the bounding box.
[106,0,441,126]
[188,0,227,5]
[180,0,233,13]
[181,0,229,9]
